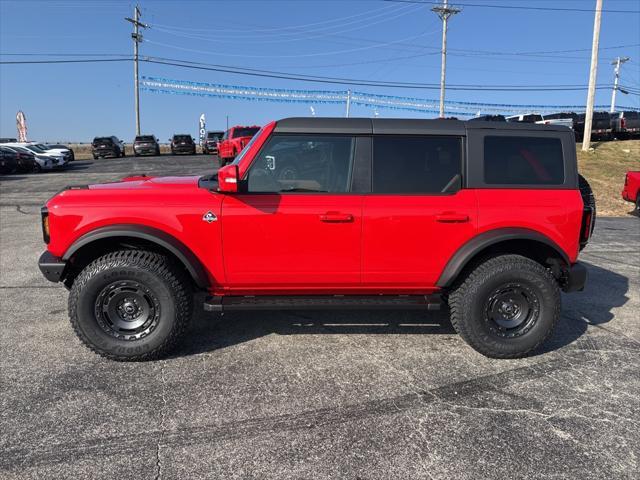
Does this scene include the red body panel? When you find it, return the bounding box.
[362,190,478,288]
[220,194,363,291]
[45,122,586,296]
[622,171,640,204]
[46,176,227,289]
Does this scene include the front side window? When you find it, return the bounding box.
[484,136,564,185]
[246,135,355,193]
[372,136,462,194]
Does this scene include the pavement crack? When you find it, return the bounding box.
[154,362,168,480]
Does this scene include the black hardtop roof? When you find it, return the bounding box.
[274,117,571,135]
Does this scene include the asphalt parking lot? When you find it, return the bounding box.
[1,155,639,479]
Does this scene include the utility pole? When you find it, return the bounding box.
[610,56,630,113]
[582,0,603,151]
[432,0,461,118]
[126,5,147,136]
[345,89,352,118]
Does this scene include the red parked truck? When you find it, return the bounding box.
[39,117,595,361]
[217,125,260,165]
[622,171,640,210]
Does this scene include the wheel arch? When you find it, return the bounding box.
[437,228,570,288]
[62,225,209,289]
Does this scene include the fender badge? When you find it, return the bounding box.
[202,211,217,223]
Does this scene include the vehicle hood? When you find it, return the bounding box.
[88,175,202,191]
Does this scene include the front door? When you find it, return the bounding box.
[221,134,363,292]
[362,134,477,289]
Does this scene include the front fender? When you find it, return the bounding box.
[63,224,210,288]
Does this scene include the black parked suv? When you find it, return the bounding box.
[202,130,224,154]
[469,114,506,122]
[574,111,613,141]
[170,134,196,155]
[133,135,160,156]
[46,144,75,162]
[92,136,126,159]
[611,111,640,139]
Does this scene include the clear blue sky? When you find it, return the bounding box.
[1,0,639,142]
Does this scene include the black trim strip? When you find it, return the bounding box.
[63,225,209,288]
[436,228,571,287]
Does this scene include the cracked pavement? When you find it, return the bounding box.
[1,155,639,479]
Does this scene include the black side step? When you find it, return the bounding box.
[204,295,442,313]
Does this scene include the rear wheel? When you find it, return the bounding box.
[69,250,193,361]
[448,254,560,358]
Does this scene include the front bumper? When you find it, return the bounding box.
[563,262,587,292]
[39,251,66,282]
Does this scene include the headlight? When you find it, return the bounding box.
[41,207,50,243]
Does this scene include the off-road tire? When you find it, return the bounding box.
[69,250,193,361]
[448,254,560,359]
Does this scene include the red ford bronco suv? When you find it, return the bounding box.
[39,118,595,361]
[217,125,260,165]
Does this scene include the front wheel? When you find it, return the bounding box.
[448,254,560,358]
[68,250,193,361]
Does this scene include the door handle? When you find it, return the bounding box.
[320,212,354,223]
[435,213,469,223]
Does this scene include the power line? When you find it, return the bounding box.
[384,0,640,14]
[0,54,617,91]
[141,57,614,91]
[0,58,132,64]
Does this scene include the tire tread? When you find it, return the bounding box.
[68,250,192,361]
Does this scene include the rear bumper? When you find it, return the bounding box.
[39,251,66,282]
[563,262,587,292]
[134,146,158,155]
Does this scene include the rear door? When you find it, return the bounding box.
[362,134,477,289]
[221,134,364,291]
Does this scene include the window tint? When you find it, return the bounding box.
[372,136,462,194]
[246,135,355,193]
[484,136,564,185]
[233,127,260,138]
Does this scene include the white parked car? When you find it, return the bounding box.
[29,143,72,164]
[0,143,64,171]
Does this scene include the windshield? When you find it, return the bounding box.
[232,127,259,138]
[231,127,264,166]
[174,135,192,142]
[206,132,223,140]
[26,145,46,154]
[135,136,155,142]
[94,137,113,145]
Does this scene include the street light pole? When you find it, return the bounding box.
[432,0,461,118]
[610,56,630,113]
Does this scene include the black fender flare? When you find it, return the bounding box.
[436,228,570,288]
[63,224,209,288]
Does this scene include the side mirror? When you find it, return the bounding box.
[217,164,239,193]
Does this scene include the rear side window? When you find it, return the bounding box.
[484,136,564,185]
[372,136,462,194]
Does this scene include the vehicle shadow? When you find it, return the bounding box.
[175,303,454,358]
[173,260,629,359]
[0,175,29,181]
[538,260,629,354]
